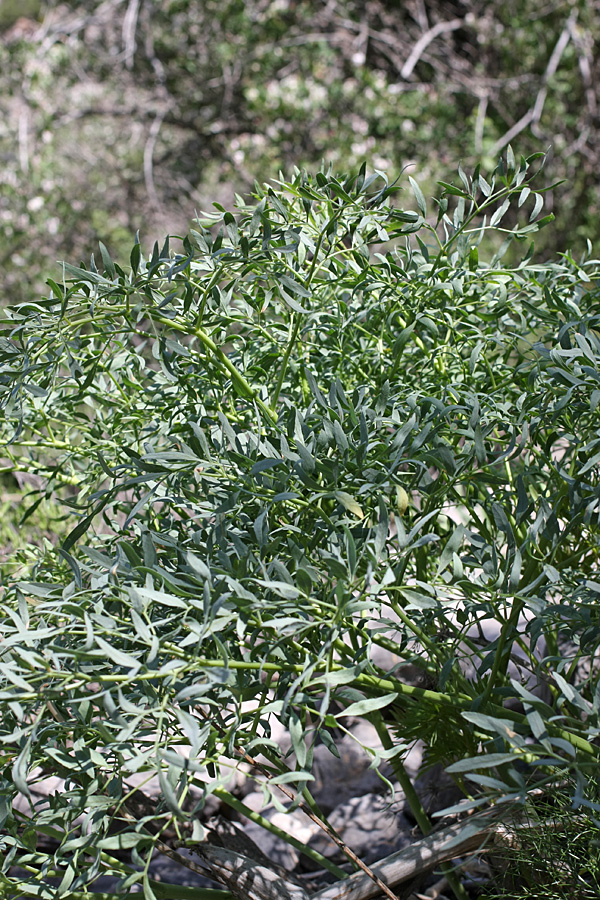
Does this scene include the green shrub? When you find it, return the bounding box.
[484,776,600,899]
[1,152,599,899]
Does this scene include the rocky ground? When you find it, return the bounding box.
[13,712,494,899]
[9,620,595,897]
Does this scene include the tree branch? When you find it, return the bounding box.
[490,11,577,156]
[401,18,463,79]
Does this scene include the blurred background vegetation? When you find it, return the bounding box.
[1,0,599,573]
[1,0,598,308]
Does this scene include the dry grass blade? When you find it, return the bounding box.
[312,816,497,900]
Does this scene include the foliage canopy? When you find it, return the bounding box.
[1,154,600,898]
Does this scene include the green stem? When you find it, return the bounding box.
[270,312,301,412]
[370,714,470,900]
[371,713,430,833]
[387,600,439,656]
[190,269,223,329]
[269,209,340,412]
[439,188,506,259]
[36,651,599,757]
[0,461,79,486]
[480,597,525,706]
[214,787,348,880]
[150,313,277,427]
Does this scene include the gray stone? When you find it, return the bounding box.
[309,733,393,816]
[413,764,463,817]
[243,816,307,871]
[307,791,413,866]
[148,847,220,889]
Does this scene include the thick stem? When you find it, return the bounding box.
[370,713,430,834]
[214,787,348,880]
[370,715,470,900]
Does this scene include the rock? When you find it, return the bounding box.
[243,806,318,871]
[242,789,274,813]
[307,791,413,866]
[309,732,393,815]
[413,764,463,817]
[148,848,219,889]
